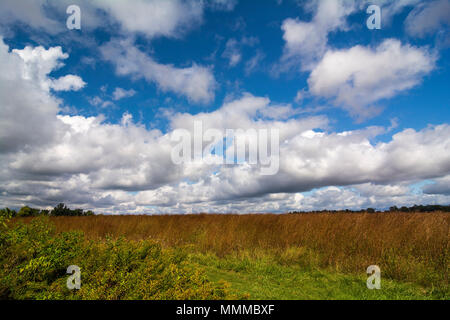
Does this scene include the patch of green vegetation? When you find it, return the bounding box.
[189,252,440,300]
[0,217,240,300]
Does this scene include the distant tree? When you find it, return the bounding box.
[73,209,83,216]
[17,206,30,217]
[84,210,95,216]
[50,203,95,216]
[17,206,40,217]
[366,208,376,213]
[51,203,71,216]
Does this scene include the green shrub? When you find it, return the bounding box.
[0,217,238,300]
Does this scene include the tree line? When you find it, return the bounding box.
[289,204,450,214]
[0,203,94,218]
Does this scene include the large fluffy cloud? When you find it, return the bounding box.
[0,39,76,153]
[308,39,436,120]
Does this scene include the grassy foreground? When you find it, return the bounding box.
[1,213,448,300]
[192,253,433,300]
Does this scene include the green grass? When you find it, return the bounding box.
[189,253,437,300]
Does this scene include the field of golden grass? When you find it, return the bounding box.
[42,212,448,289]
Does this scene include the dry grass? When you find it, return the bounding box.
[24,212,449,288]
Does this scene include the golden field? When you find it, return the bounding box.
[42,212,449,287]
[3,212,448,299]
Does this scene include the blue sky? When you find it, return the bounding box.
[0,0,449,213]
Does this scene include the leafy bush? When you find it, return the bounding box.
[0,217,238,300]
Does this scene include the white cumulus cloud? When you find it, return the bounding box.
[51,75,86,91]
[308,39,436,120]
